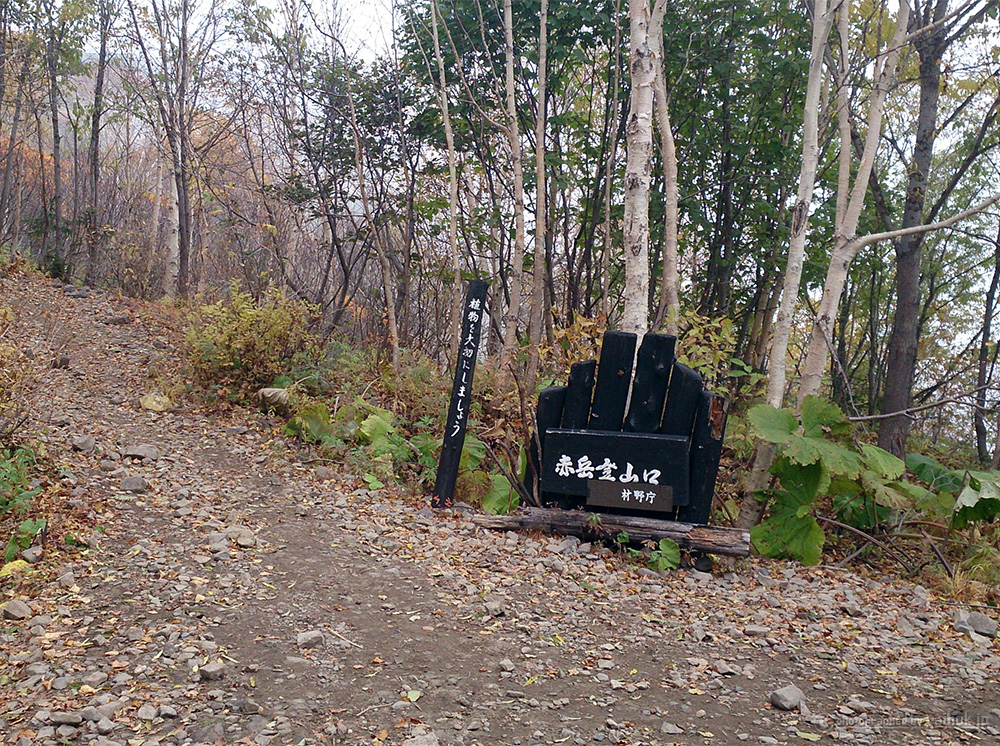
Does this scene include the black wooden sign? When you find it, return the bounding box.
[432,279,489,509]
[539,429,690,509]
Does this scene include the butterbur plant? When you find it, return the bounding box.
[749,396,909,565]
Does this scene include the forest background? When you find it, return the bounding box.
[2,0,1000,578]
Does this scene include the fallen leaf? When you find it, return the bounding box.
[0,560,31,577]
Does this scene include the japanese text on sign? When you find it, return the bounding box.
[552,454,661,485]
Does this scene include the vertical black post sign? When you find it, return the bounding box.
[432,280,489,509]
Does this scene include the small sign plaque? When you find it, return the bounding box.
[587,480,674,512]
[540,429,690,507]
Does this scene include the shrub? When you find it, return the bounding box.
[186,288,322,400]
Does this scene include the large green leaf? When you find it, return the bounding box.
[953,479,1000,529]
[482,474,519,515]
[862,472,912,511]
[782,434,862,477]
[773,458,827,502]
[800,396,850,438]
[905,453,963,492]
[359,412,394,444]
[748,405,797,444]
[860,444,904,480]
[752,511,825,566]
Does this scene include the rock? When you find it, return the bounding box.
[58,571,75,587]
[71,435,96,453]
[485,600,505,617]
[137,704,158,721]
[123,444,159,461]
[660,722,684,734]
[51,355,70,369]
[2,599,31,620]
[96,717,116,734]
[199,662,227,681]
[103,316,129,325]
[83,671,109,687]
[770,684,806,711]
[499,659,516,672]
[20,546,42,564]
[50,712,83,725]
[401,734,440,746]
[120,475,148,493]
[744,625,770,637]
[297,631,325,649]
[159,705,178,718]
[967,611,997,638]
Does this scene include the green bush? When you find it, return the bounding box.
[186,288,322,399]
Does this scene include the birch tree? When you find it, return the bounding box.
[621,0,667,334]
[736,0,838,528]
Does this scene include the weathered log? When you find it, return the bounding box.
[471,507,751,557]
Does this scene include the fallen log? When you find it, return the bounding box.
[471,507,751,557]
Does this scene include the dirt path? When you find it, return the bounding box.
[1,272,999,746]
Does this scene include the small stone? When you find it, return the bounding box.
[71,435,96,453]
[297,630,325,649]
[83,671,109,687]
[401,734,440,746]
[770,684,806,711]
[2,599,31,620]
[120,475,148,493]
[79,707,99,722]
[123,444,160,461]
[199,662,227,681]
[137,704,158,721]
[660,722,684,734]
[96,717,116,734]
[58,571,75,587]
[744,625,770,637]
[485,600,505,617]
[50,712,84,725]
[20,546,42,563]
[499,659,516,672]
[967,611,997,638]
[159,705,177,718]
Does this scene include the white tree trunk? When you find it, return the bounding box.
[162,156,180,298]
[651,27,679,334]
[621,0,666,335]
[798,0,912,403]
[736,0,836,528]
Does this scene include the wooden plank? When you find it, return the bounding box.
[677,392,729,525]
[660,362,703,438]
[471,507,751,557]
[624,333,676,433]
[561,359,597,429]
[539,429,689,505]
[588,331,637,431]
[525,385,567,505]
[432,279,489,509]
